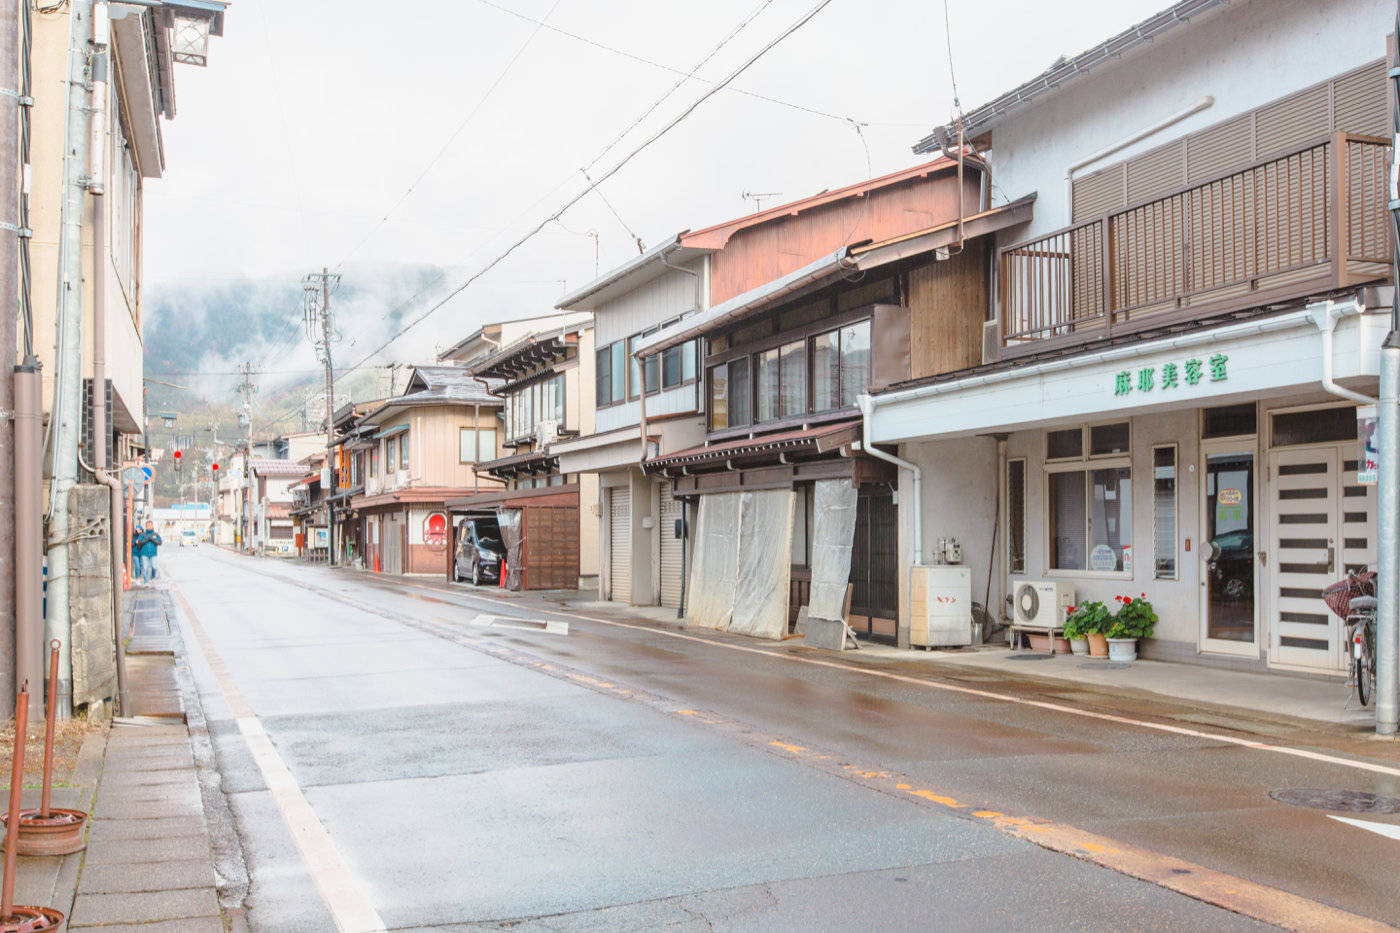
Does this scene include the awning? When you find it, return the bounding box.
[644,419,862,474]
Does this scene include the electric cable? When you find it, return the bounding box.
[252,0,823,434]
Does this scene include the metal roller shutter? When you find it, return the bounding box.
[659,485,684,609]
[609,487,631,603]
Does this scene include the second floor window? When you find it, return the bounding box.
[460,426,498,463]
[507,375,565,441]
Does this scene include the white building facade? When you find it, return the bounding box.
[875,0,1393,676]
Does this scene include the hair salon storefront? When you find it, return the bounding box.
[868,293,1388,676]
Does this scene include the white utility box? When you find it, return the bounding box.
[909,565,973,647]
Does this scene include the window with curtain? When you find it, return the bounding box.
[728,357,751,428]
[780,339,806,418]
[756,348,780,422]
[399,430,410,469]
[709,364,729,430]
[839,321,870,408]
[385,438,396,473]
[1153,445,1177,579]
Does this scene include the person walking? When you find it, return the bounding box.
[139,520,162,584]
[130,523,146,586]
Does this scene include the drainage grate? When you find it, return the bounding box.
[1269,789,1400,814]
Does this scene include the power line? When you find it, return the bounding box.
[257,0,839,435]
[942,0,962,113]
[334,0,565,272]
[468,0,922,129]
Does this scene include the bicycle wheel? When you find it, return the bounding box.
[1356,652,1371,707]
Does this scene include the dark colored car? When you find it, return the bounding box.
[1207,529,1253,600]
[453,516,506,585]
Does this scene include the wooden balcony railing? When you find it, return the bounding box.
[997,133,1392,356]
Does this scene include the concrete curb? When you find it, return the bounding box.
[160,589,251,913]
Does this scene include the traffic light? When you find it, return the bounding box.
[173,449,183,474]
[211,462,219,474]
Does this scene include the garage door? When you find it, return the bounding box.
[609,487,631,603]
[659,485,684,609]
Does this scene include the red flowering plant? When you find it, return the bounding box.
[1062,601,1112,639]
[1107,593,1158,639]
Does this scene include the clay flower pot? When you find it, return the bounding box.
[1087,633,1109,657]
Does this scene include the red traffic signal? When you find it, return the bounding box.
[211,463,219,472]
[173,450,182,460]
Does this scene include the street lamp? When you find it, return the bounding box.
[167,2,226,67]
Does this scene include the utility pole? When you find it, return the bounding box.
[2,0,24,715]
[304,268,340,565]
[1377,13,1400,735]
[240,362,254,554]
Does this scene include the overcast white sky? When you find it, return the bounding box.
[147,0,1167,382]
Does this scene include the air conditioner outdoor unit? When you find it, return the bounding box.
[982,320,1000,364]
[910,565,973,647]
[1013,580,1076,628]
[365,476,380,496]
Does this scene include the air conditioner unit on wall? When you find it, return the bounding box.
[910,565,973,647]
[1013,580,1076,628]
[536,420,559,448]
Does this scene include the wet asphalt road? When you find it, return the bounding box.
[164,548,1400,930]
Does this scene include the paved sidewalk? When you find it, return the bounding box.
[7,585,248,931]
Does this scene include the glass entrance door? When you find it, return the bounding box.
[1201,448,1257,653]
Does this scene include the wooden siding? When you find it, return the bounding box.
[707,172,982,305]
[593,265,700,347]
[1072,59,1387,223]
[403,405,502,489]
[908,242,988,380]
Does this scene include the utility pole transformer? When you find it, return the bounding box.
[304,268,340,565]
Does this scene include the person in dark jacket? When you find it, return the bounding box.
[139,521,162,584]
[130,526,145,585]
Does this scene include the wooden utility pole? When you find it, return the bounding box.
[240,362,253,553]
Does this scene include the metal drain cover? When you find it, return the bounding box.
[1269,789,1400,813]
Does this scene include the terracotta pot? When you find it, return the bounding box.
[1026,633,1072,654]
[1069,637,1089,656]
[1086,633,1109,657]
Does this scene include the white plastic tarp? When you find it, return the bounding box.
[685,492,739,630]
[497,508,523,590]
[808,479,857,622]
[728,489,795,639]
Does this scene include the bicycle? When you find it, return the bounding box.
[1323,571,1377,708]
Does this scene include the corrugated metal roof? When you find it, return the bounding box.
[247,458,307,477]
[555,234,712,311]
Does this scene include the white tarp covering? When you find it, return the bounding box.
[728,489,795,639]
[685,492,739,630]
[808,479,857,621]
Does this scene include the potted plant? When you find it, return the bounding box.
[1106,594,1158,662]
[1065,601,1111,657]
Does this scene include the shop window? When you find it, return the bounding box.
[1153,445,1177,580]
[1203,403,1257,438]
[1007,458,1026,574]
[1046,424,1131,573]
[1271,406,1357,447]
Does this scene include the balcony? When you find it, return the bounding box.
[997,133,1391,357]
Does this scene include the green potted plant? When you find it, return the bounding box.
[1064,601,1111,657]
[1107,594,1158,662]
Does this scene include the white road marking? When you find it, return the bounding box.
[1330,815,1400,841]
[392,578,1400,781]
[174,589,388,933]
[468,612,568,636]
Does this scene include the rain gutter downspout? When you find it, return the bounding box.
[855,395,921,566]
[1066,96,1213,220]
[1308,299,1378,406]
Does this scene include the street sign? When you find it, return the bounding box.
[122,465,154,485]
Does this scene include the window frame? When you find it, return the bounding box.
[1152,443,1178,581]
[1042,422,1133,579]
